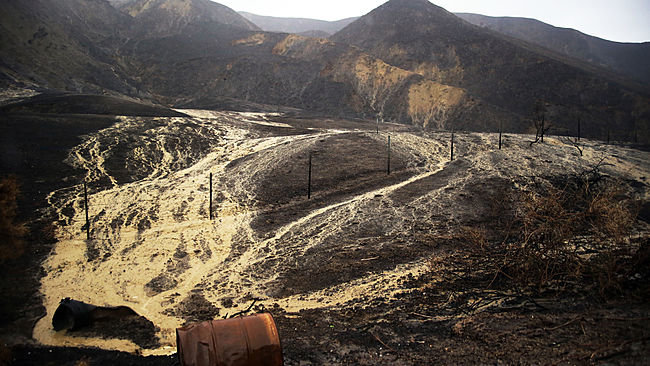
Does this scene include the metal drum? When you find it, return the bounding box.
[176,313,283,366]
[52,298,97,331]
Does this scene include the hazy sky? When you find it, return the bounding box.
[215,0,650,43]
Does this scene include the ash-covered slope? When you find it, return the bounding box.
[332,0,650,142]
[0,0,136,93]
[125,26,509,131]
[457,13,650,86]
[120,0,260,36]
[32,110,650,355]
[0,0,259,94]
[2,0,485,129]
[0,93,187,117]
[2,0,648,141]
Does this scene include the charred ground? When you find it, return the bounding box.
[1,106,648,365]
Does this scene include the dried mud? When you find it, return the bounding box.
[3,109,650,364]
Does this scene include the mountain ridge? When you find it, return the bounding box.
[121,0,260,35]
[238,8,649,88]
[239,11,357,36]
[0,0,136,93]
[1,0,648,142]
[457,13,650,86]
[331,0,649,141]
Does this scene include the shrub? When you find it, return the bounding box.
[450,174,642,297]
[0,176,27,262]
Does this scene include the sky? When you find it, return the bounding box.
[214,0,650,43]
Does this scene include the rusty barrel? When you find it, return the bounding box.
[176,313,283,366]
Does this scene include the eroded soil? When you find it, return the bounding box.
[2,109,649,365]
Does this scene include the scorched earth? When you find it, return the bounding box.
[31,109,650,364]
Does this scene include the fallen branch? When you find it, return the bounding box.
[229,300,257,319]
[361,256,380,262]
[545,316,581,331]
[369,331,397,353]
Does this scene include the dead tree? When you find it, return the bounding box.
[530,101,551,147]
[562,136,583,156]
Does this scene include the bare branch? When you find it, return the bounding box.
[561,136,583,156]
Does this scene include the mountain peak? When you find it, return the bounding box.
[332,0,468,48]
[379,0,454,16]
[332,0,650,141]
[123,0,259,33]
[334,0,462,38]
[384,0,437,8]
[384,0,433,5]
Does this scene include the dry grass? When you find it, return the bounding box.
[448,173,645,298]
[0,177,27,262]
[74,356,91,366]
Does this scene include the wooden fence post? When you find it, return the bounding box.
[498,122,503,150]
[387,135,391,175]
[308,152,312,199]
[451,131,455,161]
[84,180,90,240]
[209,173,213,220]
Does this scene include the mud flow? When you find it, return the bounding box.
[31,111,649,361]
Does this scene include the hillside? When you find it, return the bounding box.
[120,0,260,36]
[0,0,260,93]
[0,0,136,93]
[238,9,650,88]
[126,24,518,130]
[332,0,650,142]
[1,0,648,141]
[113,1,511,131]
[0,0,501,131]
[0,93,187,117]
[457,13,650,86]
[5,108,647,363]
